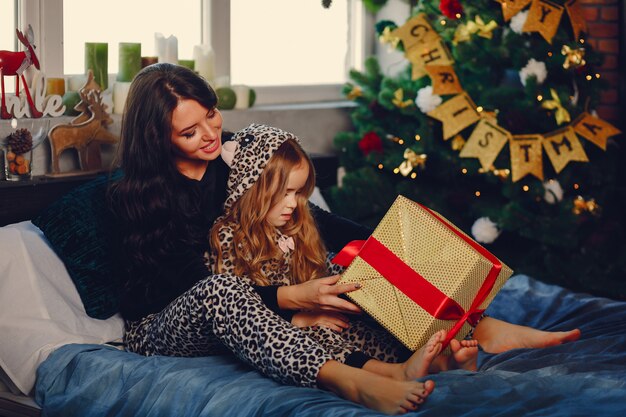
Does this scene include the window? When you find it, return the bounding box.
[1,0,18,94]
[0,1,17,51]
[63,0,202,76]
[17,0,373,105]
[230,0,349,86]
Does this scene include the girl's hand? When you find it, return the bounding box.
[292,311,351,332]
[277,275,362,314]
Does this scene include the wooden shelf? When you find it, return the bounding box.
[0,154,338,227]
[0,174,100,226]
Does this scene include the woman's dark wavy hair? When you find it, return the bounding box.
[107,63,218,274]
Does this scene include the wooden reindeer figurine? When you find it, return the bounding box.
[48,78,119,174]
[0,25,43,119]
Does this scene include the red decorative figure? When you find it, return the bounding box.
[0,25,43,119]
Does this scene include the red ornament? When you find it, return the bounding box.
[358,131,383,155]
[0,25,42,119]
[440,0,463,19]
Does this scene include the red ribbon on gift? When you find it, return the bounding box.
[332,203,502,349]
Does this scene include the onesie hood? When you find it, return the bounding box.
[222,123,301,211]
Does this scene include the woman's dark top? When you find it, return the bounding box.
[117,151,372,322]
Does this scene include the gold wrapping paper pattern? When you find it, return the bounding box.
[337,195,513,351]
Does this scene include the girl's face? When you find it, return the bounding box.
[170,98,223,179]
[266,163,309,228]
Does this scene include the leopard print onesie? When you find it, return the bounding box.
[211,223,412,367]
[125,124,405,390]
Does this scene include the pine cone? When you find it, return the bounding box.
[7,128,33,155]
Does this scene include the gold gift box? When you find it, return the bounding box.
[336,195,513,351]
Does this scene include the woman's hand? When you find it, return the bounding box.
[277,275,362,314]
[291,311,351,332]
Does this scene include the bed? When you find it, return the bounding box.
[2,185,626,416]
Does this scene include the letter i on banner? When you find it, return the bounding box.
[428,92,481,140]
[543,126,588,174]
[510,135,544,182]
[496,0,533,22]
[460,119,511,170]
[522,0,565,44]
[572,112,622,150]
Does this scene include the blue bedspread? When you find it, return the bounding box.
[35,275,626,416]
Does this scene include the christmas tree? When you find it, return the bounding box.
[325,0,625,300]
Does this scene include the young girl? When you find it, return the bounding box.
[111,64,439,415]
[210,124,479,378]
[112,64,578,415]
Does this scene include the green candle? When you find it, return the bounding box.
[85,42,108,90]
[178,59,195,71]
[117,43,141,82]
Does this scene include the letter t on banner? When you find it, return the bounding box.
[510,134,544,182]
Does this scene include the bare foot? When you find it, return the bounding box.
[473,317,581,354]
[362,330,444,381]
[427,339,478,373]
[318,361,435,415]
[353,374,435,415]
[449,339,479,371]
[401,329,445,380]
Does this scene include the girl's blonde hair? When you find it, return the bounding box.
[211,139,328,285]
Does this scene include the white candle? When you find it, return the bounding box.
[166,35,178,64]
[232,85,250,109]
[193,44,215,83]
[155,33,165,62]
[113,82,132,115]
[155,33,178,64]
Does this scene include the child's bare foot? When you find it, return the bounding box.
[473,317,581,353]
[363,330,444,381]
[318,361,435,415]
[449,339,479,371]
[427,339,478,373]
[401,329,445,380]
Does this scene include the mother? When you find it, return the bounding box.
[107,63,579,415]
[108,63,434,414]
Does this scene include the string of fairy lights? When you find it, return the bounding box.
[349,1,618,214]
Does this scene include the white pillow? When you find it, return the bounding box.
[0,221,124,395]
[309,186,331,212]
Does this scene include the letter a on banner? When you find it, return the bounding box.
[510,134,544,182]
[428,93,481,140]
[572,112,622,150]
[543,127,588,173]
[460,119,511,170]
[523,0,564,44]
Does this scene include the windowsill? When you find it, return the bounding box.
[0,100,355,177]
[233,100,356,112]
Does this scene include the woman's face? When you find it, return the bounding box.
[170,98,223,178]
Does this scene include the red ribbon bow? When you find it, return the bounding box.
[333,204,502,349]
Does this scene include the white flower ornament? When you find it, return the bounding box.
[519,58,547,86]
[415,86,442,114]
[471,217,501,244]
